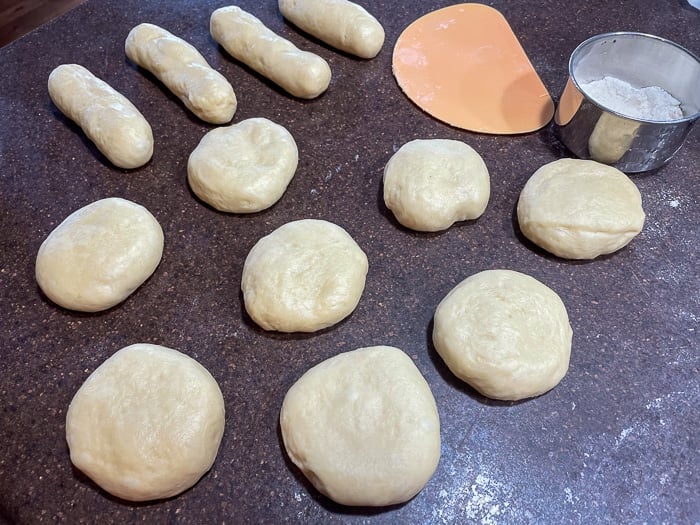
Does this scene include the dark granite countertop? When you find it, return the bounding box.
[1,0,698,523]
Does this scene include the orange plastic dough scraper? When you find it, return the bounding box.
[392,3,554,134]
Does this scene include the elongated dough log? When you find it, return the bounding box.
[48,64,153,169]
[211,6,331,99]
[278,0,385,59]
[125,23,237,124]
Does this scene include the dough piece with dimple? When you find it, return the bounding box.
[383,139,490,232]
[278,0,385,59]
[66,343,225,502]
[210,6,331,99]
[125,23,237,124]
[517,158,645,259]
[433,269,572,401]
[280,345,441,506]
[48,64,153,169]
[241,219,368,332]
[35,197,163,312]
[187,118,298,213]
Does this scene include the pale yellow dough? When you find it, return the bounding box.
[241,219,368,332]
[210,6,331,99]
[588,113,640,164]
[517,158,645,259]
[66,343,225,502]
[125,23,237,124]
[280,345,441,506]
[433,269,572,401]
[187,118,298,213]
[48,64,153,169]
[383,139,490,232]
[278,0,385,59]
[35,197,163,312]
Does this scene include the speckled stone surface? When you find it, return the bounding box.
[1,0,698,523]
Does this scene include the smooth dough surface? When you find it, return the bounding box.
[241,219,368,332]
[187,118,298,213]
[66,343,225,501]
[210,6,331,99]
[278,0,385,59]
[35,197,163,312]
[517,158,645,259]
[433,269,572,401]
[383,139,490,232]
[48,64,153,169]
[280,345,441,506]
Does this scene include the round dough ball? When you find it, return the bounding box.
[187,117,298,213]
[383,138,490,232]
[517,158,645,259]
[65,343,225,501]
[280,345,441,506]
[433,269,572,401]
[35,197,163,312]
[241,219,368,332]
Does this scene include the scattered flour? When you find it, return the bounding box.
[581,76,683,121]
[433,465,513,524]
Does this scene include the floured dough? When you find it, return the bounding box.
[35,197,163,312]
[383,139,490,232]
[433,269,572,401]
[65,343,225,501]
[517,158,645,259]
[241,219,368,332]
[187,118,298,213]
[280,345,440,506]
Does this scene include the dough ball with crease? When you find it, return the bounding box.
[280,345,441,506]
[517,158,645,259]
[383,139,490,232]
[188,118,298,213]
[35,197,163,312]
[433,269,572,401]
[242,219,368,332]
[65,343,225,502]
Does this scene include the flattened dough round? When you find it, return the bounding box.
[188,118,298,213]
[65,343,225,501]
[35,197,163,312]
[280,345,441,506]
[433,269,572,401]
[517,158,645,259]
[242,219,368,332]
[383,139,490,232]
